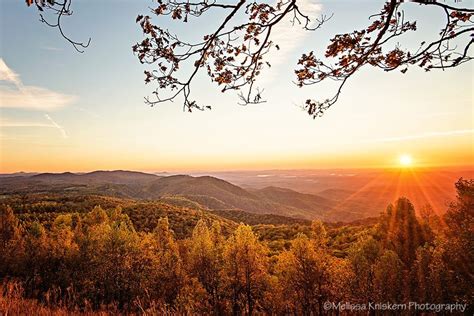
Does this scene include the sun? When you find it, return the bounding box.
[399,154,413,167]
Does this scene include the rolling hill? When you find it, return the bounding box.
[0,170,380,222]
[31,170,160,184]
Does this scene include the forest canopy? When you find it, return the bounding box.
[0,178,473,314]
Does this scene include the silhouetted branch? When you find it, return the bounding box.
[133,0,329,111]
[24,0,473,117]
[296,0,473,118]
[26,0,90,53]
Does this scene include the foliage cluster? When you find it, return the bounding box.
[0,179,472,314]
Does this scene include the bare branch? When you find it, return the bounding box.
[26,0,90,53]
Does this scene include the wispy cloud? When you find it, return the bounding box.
[0,58,77,110]
[1,86,77,111]
[366,129,474,143]
[0,59,22,87]
[44,114,68,139]
[258,0,322,85]
[41,46,63,52]
[0,118,55,128]
[269,0,322,64]
[0,116,69,139]
[74,105,100,118]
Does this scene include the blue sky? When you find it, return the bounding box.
[0,0,472,172]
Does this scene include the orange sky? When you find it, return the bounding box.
[1,132,472,173]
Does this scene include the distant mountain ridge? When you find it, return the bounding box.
[0,170,371,222]
[31,170,160,184]
[0,172,40,178]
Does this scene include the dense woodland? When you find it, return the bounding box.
[0,178,472,314]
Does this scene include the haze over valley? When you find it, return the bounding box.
[1,167,470,223]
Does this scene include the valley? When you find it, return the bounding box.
[1,168,470,223]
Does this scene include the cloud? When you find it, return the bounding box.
[366,129,474,143]
[0,116,69,139]
[74,105,100,118]
[270,0,322,63]
[258,0,322,85]
[0,58,77,110]
[0,59,22,87]
[41,46,63,52]
[0,118,55,128]
[44,114,68,139]
[0,86,77,110]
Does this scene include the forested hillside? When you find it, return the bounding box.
[0,171,374,222]
[0,179,472,314]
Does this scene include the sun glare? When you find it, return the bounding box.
[399,154,413,167]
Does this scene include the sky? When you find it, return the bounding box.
[0,0,472,173]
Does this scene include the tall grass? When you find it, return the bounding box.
[0,281,110,315]
[0,281,176,315]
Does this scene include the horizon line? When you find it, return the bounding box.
[2,164,474,176]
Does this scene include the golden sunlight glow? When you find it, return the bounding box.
[399,154,413,167]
